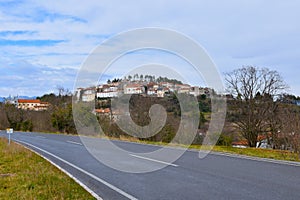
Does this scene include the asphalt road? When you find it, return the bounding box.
[1,131,300,200]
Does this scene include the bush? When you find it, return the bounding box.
[217,134,233,146]
[21,120,33,132]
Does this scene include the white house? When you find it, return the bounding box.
[17,99,49,111]
[190,86,200,96]
[177,84,191,94]
[147,88,156,96]
[160,82,174,89]
[157,88,165,97]
[124,83,145,94]
[97,84,119,98]
[81,87,96,102]
[97,91,118,98]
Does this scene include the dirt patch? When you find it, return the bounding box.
[0,173,15,178]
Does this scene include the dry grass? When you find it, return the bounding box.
[0,137,95,200]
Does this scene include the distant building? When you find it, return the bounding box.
[76,78,213,100]
[4,95,18,105]
[74,88,84,102]
[96,84,119,98]
[17,99,49,111]
[124,83,145,94]
[232,140,248,148]
[157,87,165,97]
[175,84,191,94]
[94,108,111,116]
[160,82,174,90]
[199,87,211,96]
[81,87,96,102]
[190,86,200,96]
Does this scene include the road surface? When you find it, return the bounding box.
[1,131,300,200]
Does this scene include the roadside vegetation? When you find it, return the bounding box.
[0,137,94,200]
[102,135,300,162]
[205,146,298,162]
[0,88,76,134]
[1,67,300,160]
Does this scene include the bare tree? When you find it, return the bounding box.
[280,104,300,153]
[225,66,288,147]
[56,85,72,97]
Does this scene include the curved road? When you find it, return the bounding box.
[1,131,300,200]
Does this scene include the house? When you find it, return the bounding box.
[232,134,273,149]
[17,99,49,111]
[96,84,119,98]
[232,140,248,148]
[256,134,272,149]
[153,84,159,90]
[176,84,191,94]
[4,95,18,105]
[147,88,156,96]
[110,109,130,121]
[190,86,200,96]
[199,87,211,96]
[81,87,96,102]
[74,88,84,102]
[157,87,165,97]
[160,82,174,90]
[124,83,145,94]
[97,91,119,98]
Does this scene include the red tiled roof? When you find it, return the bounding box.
[232,140,248,146]
[95,108,111,113]
[18,99,41,103]
[125,83,142,88]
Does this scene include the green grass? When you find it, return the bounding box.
[111,135,300,162]
[210,145,300,161]
[0,137,95,200]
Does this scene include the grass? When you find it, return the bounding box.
[0,137,95,200]
[210,145,300,162]
[106,135,300,162]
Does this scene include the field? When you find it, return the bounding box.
[0,137,94,200]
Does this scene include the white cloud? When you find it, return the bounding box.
[1,0,300,95]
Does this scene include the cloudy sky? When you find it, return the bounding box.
[0,0,300,96]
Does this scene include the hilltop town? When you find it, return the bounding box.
[2,75,211,113]
[75,74,211,102]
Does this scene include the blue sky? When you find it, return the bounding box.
[0,0,300,96]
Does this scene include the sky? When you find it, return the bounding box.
[0,0,300,96]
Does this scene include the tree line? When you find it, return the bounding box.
[1,66,299,154]
[122,74,183,84]
[0,90,76,134]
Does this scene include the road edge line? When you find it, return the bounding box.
[209,151,300,167]
[14,139,138,200]
[13,140,102,200]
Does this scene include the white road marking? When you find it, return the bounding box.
[14,140,102,200]
[130,154,178,167]
[67,140,82,146]
[211,151,300,167]
[14,139,138,200]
